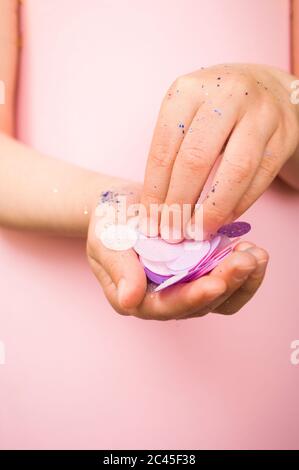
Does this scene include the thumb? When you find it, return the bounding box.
[100,246,147,309]
[89,206,147,310]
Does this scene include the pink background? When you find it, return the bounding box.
[1,0,299,449]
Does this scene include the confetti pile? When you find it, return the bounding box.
[134,222,251,292]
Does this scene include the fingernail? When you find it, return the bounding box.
[118,278,128,306]
[233,266,254,282]
[254,260,268,275]
[245,247,268,260]
[139,217,159,237]
[160,225,183,243]
[236,242,255,252]
[246,247,269,267]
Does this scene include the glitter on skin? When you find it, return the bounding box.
[100,190,115,203]
[213,108,222,116]
[99,190,124,206]
[99,189,135,208]
[178,122,185,134]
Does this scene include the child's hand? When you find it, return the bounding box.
[86,187,269,320]
[141,64,299,240]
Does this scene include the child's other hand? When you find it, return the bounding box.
[141,64,299,241]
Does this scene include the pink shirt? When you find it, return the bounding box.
[0,0,299,449]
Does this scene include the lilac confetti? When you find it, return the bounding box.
[217,221,251,238]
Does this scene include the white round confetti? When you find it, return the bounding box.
[166,240,210,271]
[98,224,138,251]
[134,235,184,262]
[140,257,174,276]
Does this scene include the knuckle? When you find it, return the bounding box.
[257,99,279,128]
[173,74,198,91]
[226,72,255,91]
[150,143,173,168]
[224,156,254,181]
[180,145,210,172]
[259,157,279,180]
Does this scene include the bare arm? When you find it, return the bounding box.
[0,0,18,134]
[279,0,299,189]
[0,1,139,236]
[292,0,299,77]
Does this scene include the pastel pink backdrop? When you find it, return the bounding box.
[0,0,299,449]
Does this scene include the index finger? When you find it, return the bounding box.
[161,101,238,241]
[140,78,200,235]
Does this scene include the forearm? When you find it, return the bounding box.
[281,1,299,190]
[0,133,141,236]
[0,0,19,135]
[267,66,299,190]
[0,1,142,237]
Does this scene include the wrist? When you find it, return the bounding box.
[265,67,299,189]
